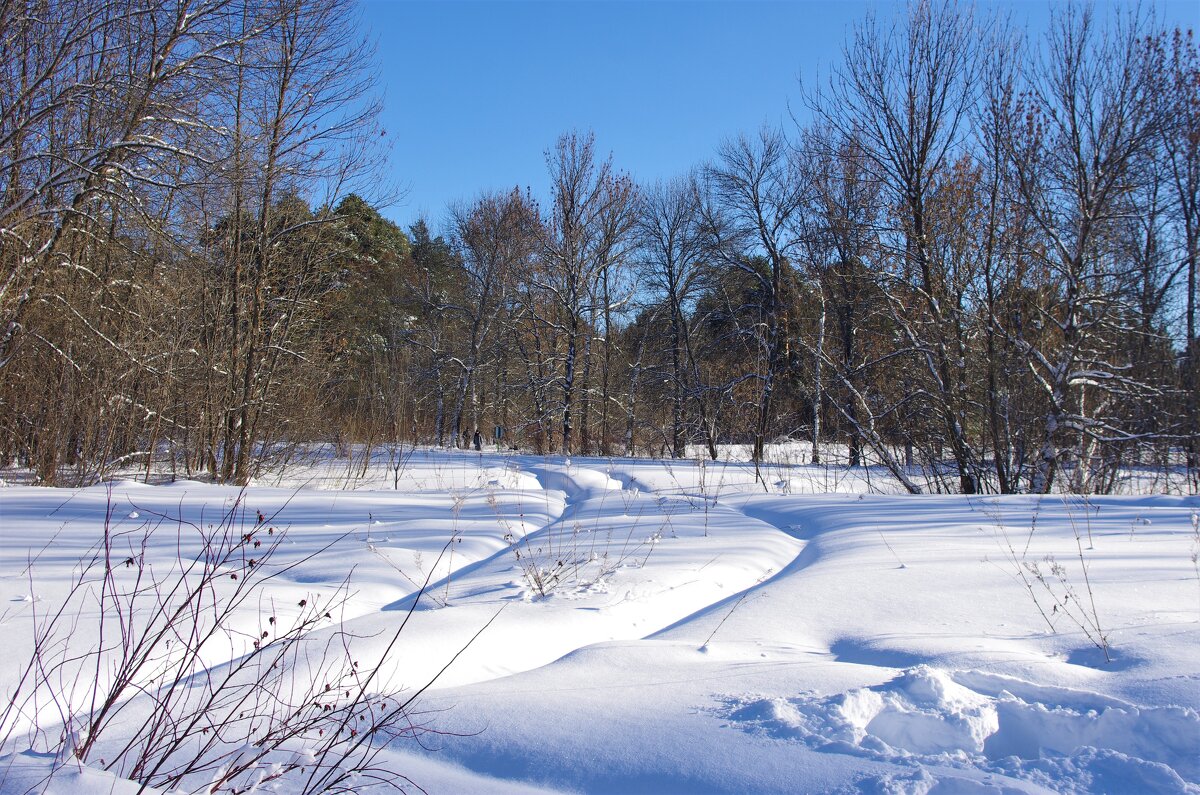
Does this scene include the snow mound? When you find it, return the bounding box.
[720,666,1200,794]
[0,752,162,795]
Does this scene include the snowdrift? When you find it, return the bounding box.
[0,450,1196,793]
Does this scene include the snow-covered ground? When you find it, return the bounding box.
[1,449,1197,794]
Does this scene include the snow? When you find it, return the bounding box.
[0,448,1196,793]
[0,752,163,795]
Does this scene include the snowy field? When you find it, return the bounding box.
[0,449,1197,794]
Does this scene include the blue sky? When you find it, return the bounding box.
[362,1,1200,231]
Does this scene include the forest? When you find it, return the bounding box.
[1,0,1197,495]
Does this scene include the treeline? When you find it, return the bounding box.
[0,0,391,485]
[1,1,1196,494]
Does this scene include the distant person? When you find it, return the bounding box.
[473,430,482,451]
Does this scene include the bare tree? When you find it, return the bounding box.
[0,0,251,371]
[636,174,718,458]
[808,0,986,493]
[799,130,884,471]
[537,131,637,455]
[1150,29,1200,483]
[197,0,387,483]
[996,4,1165,492]
[701,126,805,469]
[447,188,539,447]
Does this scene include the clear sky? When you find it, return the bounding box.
[361,0,1200,231]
